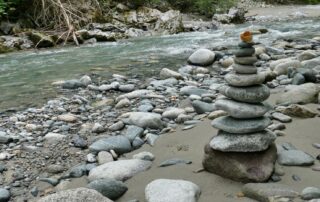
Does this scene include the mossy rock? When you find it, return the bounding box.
[0,43,15,54]
[27,31,55,48]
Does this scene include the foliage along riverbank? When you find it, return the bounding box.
[1,0,320,54]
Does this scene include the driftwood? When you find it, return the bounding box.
[31,0,101,45]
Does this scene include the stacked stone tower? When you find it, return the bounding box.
[203,31,277,182]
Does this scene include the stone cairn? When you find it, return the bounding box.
[202,31,277,182]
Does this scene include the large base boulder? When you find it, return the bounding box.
[202,143,277,183]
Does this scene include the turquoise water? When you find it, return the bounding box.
[0,18,319,111]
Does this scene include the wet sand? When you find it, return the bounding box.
[117,92,320,202]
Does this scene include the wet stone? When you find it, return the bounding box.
[211,116,271,134]
[232,63,258,74]
[218,84,270,103]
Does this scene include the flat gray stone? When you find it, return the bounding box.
[233,47,255,57]
[192,100,216,114]
[38,188,112,202]
[233,63,258,74]
[87,178,128,200]
[122,112,165,129]
[123,125,144,142]
[210,130,276,152]
[89,136,132,154]
[215,99,269,118]
[242,183,299,202]
[211,116,271,134]
[225,73,265,87]
[180,86,209,96]
[145,179,201,202]
[159,159,192,167]
[88,159,152,182]
[301,187,320,200]
[0,188,10,202]
[272,112,292,123]
[234,56,258,65]
[187,48,215,66]
[278,150,315,166]
[218,84,270,103]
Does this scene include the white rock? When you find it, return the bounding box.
[88,159,152,181]
[160,68,183,80]
[98,151,114,165]
[44,133,66,143]
[145,179,201,202]
[133,151,155,161]
[188,49,215,66]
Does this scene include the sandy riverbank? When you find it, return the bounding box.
[117,92,320,202]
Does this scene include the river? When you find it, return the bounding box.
[0,18,319,112]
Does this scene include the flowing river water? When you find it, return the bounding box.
[0,18,319,112]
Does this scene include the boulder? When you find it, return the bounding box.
[162,108,186,119]
[298,50,317,61]
[242,183,299,202]
[145,179,201,202]
[203,143,277,182]
[37,188,113,202]
[88,159,152,181]
[276,83,320,105]
[154,10,184,35]
[0,188,10,202]
[187,49,216,66]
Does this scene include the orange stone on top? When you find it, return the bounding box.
[240,31,253,43]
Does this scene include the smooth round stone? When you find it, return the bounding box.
[238,42,254,48]
[210,130,276,152]
[218,84,270,103]
[215,99,269,118]
[232,63,257,74]
[211,116,271,134]
[234,56,258,65]
[225,73,265,87]
[233,48,255,57]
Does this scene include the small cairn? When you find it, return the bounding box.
[202,31,277,182]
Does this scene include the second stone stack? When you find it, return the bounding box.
[203,31,277,182]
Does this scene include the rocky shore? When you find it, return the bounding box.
[1,2,320,55]
[0,27,320,201]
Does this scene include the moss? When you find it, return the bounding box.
[0,43,15,54]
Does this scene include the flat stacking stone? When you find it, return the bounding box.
[242,183,299,202]
[234,56,258,65]
[212,116,271,134]
[278,150,315,166]
[215,99,269,118]
[233,63,257,74]
[233,48,255,57]
[210,130,276,152]
[225,73,265,87]
[238,42,254,48]
[218,85,270,103]
[203,143,277,182]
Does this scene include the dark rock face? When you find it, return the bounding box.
[202,143,277,183]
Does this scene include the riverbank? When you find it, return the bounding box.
[1,24,320,201]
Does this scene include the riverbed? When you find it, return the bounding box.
[0,8,319,112]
